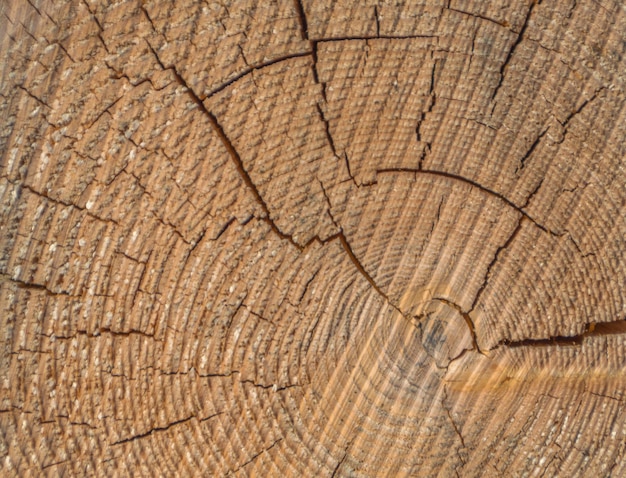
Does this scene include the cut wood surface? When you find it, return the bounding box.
[1,0,626,476]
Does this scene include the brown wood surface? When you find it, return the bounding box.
[1,0,626,476]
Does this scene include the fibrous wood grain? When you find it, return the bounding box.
[1,0,626,476]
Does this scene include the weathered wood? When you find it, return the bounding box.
[1,0,625,476]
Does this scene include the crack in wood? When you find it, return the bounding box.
[316,34,438,43]
[17,182,121,227]
[338,232,409,319]
[17,84,51,108]
[147,46,304,249]
[204,51,313,99]
[240,379,301,392]
[588,391,623,402]
[374,6,380,37]
[299,268,320,303]
[418,57,438,165]
[442,387,465,449]
[375,168,557,235]
[293,0,309,41]
[42,460,70,470]
[433,297,484,355]
[491,1,538,101]
[51,327,158,341]
[447,6,510,29]
[469,215,524,315]
[316,103,337,156]
[82,0,109,54]
[226,438,283,475]
[0,273,73,297]
[515,127,549,174]
[139,5,158,34]
[492,319,626,350]
[558,87,605,129]
[331,437,355,478]
[112,412,224,446]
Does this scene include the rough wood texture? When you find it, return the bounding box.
[1,0,626,476]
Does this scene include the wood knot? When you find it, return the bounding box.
[415,300,474,368]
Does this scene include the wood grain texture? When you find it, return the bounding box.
[1,0,625,476]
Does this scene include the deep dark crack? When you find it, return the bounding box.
[491,1,538,101]
[293,0,309,41]
[515,126,549,174]
[493,320,626,350]
[317,103,337,156]
[146,44,305,250]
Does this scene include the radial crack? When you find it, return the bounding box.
[491,1,538,100]
[470,215,525,313]
[316,34,437,43]
[338,232,408,319]
[318,178,340,229]
[227,438,283,475]
[16,85,51,108]
[558,87,605,129]
[447,7,510,29]
[443,404,465,449]
[112,415,196,445]
[139,5,158,33]
[52,327,157,341]
[317,103,337,156]
[42,460,70,470]
[343,153,359,186]
[331,437,354,478]
[146,44,306,250]
[515,126,549,174]
[331,452,348,478]
[442,386,467,474]
[492,319,626,350]
[0,273,72,297]
[374,6,380,37]
[240,379,300,392]
[293,0,309,40]
[589,391,623,402]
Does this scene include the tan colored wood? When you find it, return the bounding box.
[1,0,626,476]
